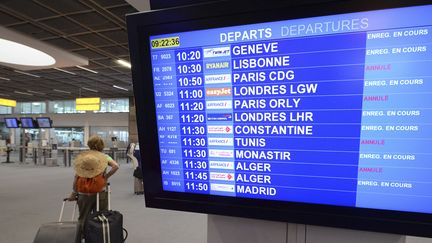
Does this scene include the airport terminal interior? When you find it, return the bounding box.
[0,1,206,242]
[2,0,432,243]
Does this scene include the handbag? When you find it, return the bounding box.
[133,167,143,179]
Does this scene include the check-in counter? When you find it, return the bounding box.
[58,147,126,166]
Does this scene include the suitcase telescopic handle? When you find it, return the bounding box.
[96,182,111,211]
[59,199,77,222]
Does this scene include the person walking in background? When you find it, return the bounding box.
[68,135,119,241]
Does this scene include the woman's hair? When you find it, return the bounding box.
[87,135,105,151]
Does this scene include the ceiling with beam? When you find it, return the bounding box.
[0,0,139,102]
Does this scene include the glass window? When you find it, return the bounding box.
[53,127,84,147]
[0,106,12,114]
[32,102,44,114]
[95,98,129,113]
[16,102,46,114]
[90,126,129,148]
[50,101,64,114]
[49,100,84,114]
[99,100,108,113]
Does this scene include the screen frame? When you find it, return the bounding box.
[20,117,35,128]
[127,0,432,237]
[4,117,19,128]
[35,117,52,128]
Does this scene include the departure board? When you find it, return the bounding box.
[149,4,432,214]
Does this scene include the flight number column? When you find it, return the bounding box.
[176,49,210,194]
[152,50,184,192]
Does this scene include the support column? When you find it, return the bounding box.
[128,96,138,143]
[207,215,286,243]
[207,215,413,243]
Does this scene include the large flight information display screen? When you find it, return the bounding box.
[149,4,432,214]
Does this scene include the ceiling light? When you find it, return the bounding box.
[0,38,56,66]
[53,89,71,94]
[116,59,131,69]
[113,85,128,91]
[82,87,98,93]
[0,76,10,81]
[14,70,40,78]
[0,93,10,97]
[54,67,76,75]
[14,91,33,96]
[76,65,98,74]
[27,90,46,95]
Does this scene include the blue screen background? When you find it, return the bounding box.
[149,4,432,213]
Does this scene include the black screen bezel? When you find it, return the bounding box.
[4,118,19,128]
[36,117,52,128]
[127,0,432,237]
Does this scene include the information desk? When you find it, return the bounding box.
[58,147,126,167]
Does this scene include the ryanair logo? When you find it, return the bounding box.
[205,61,230,70]
[203,47,231,58]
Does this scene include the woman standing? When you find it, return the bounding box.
[68,135,119,240]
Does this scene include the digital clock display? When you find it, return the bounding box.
[151,36,180,49]
[149,4,432,213]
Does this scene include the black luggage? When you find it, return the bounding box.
[134,177,144,195]
[84,184,127,243]
[33,199,80,243]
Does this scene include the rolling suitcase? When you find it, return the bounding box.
[134,177,144,195]
[33,198,80,243]
[84,184,128,243]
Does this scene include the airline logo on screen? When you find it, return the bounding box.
[210,183,235,193]
[206,87,232,96]
[207,113,233,121]
[209,161,235,170]
[205,61,230,70]
[208,137,234,146]
[210,172,235,181]
[207,100,232,109]
[205,74,232,84]
[208,125,233,134]
[209,149,234,158]
[203,46,230,58]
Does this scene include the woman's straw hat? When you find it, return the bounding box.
[74,150,108,178]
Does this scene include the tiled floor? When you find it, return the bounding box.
[0,159,207,243]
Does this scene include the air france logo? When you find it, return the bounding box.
[203,47,231,58]
[209,149,234,158]
[206,100,232,109]
[210,183,235,192]
[208,137,234,146]
[209,161,234,170]
[205,74,231,84]
[210,172,235,181]
[206,87,231,97]
[207,113,233,121]
[208,125,233,134]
